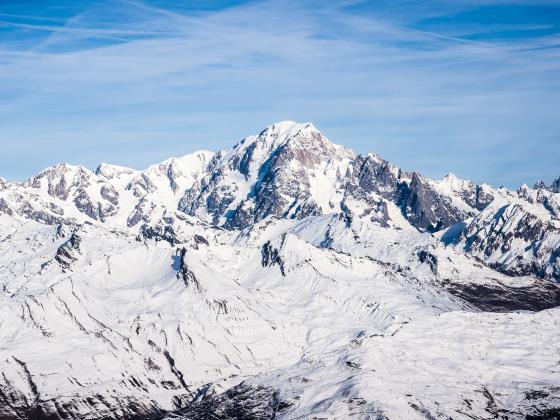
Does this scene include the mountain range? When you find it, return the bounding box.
[0,121,559,419]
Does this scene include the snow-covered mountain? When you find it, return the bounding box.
[1,121,559,419]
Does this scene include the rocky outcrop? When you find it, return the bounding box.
[417,250,438,274]
[55,232,82,270]
[176,247,203,292]
[138,224,180,245]
[398,173,466,232]
[168,383,294,420]
[534,176,560,194]
[179,122,353,229]
[349,154,401,200]
[261,240,286,276]
[552,177,560,193]
[454,204,560,281]
[442,277,560,312]
[0,370,167,420]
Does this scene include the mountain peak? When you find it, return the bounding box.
[95,163,137,180]
[24,163,94,189]
[443,172,459,181]
[247,121,341,152]
[533,176,560,193]
[264,120,315,135]
[40,162,90,176]
[551,176,560,192]
[224,121,347,180]
[156,150,214,168]
[440,172,473,189]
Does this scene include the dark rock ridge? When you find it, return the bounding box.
[176,247,203,292]
[165,383,295,420]
[55,232,82,270]
[442,277,560,312]
[397,172,465,232]
[455,204,560,282]
[534,176,560,193]
[0,355,172,420]
[261,239,286,276]
[139,224,180,246]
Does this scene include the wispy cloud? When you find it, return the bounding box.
[0,0,558,187]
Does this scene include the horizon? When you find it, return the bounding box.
[1,0,559,187]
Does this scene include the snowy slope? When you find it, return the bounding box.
[440,182,560,282]
[0,122,559,419]
[0,151,214,228]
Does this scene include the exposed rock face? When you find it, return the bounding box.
[261,240,286,276]
[352,154,401,199]
[534,176,560,194]
[179,122,354,229]
[192,235,208,247]
[460,184,495,211]
[139,224,180,246]
[0,198,14,216]
[19,164,121,222]
[100,184,119,206]
[528,180,560,220]
[417,249,438,274]
[173,123,483,234]
[451,203,560,281]
[398,172,466,232]
[0,363,167,420]
[170,383,294,420]
[128,199,157,228]
[55,232,82,270]
[442,277,560,312]
[552,177,560,193]
[176,247,203,292]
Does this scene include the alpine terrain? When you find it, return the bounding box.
[0,121,559,419]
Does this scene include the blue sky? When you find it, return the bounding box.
[0,0,559,187]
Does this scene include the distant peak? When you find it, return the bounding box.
[551,176,560,192]
[533,176,560,193]
[365,153,385,163]
[145,150,215,174]
[268,120,313,131]
[441,172,473,189]
[163,150,214,165]
[533,180,546,190]
[258,121,318,140]
[235,121,322,154]
[256,121,349,153]
[35,163,91,178]
[95,162,137,178]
